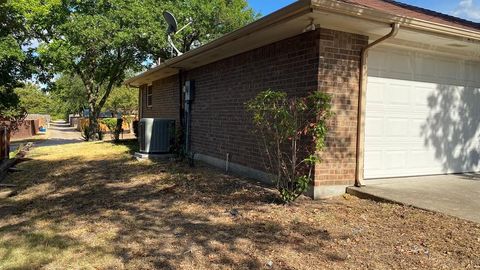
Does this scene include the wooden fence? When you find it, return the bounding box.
[10,120,39,140]
[76,117,132,133]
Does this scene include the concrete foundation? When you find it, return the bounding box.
[194,153,348,199]
[134,152,175,161]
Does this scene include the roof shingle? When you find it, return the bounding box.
[341,0,480,31]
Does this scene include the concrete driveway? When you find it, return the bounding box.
[36,121,84,147]
[347,174,480,223]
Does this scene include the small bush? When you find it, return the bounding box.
[246,90,332,203]
[172,126,185,160]
[100,118,122,142]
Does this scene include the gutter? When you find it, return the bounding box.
[312,0,480,42]
[127,0,480,87]
[355,23,400,187]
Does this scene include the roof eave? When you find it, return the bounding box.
[312,0,480,42]
[126,0,480,87]
[125,0,313,87]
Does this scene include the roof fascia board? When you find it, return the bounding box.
[127,0,480,86]
[311,0,480,42]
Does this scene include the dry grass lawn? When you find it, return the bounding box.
[0,141,479,269]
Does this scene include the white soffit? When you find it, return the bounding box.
[310,10,480,59]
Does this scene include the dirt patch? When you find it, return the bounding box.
[0,141,479,269]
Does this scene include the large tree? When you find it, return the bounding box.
[0,0,32,132]
[104,86,139,116]
[50,75,89,119]
[161,0,259,56]
[0,0,30,90]
[19,0,257,139]
[15,83,54,115]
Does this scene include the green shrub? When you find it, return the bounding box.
[100,118,122,142]
[172,126,186,160]
[246,90,332,203]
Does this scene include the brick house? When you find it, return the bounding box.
[127,0,480,198]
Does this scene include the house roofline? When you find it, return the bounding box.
[126,0,480,87]
[126,0,313,87]
[315,0,480,41]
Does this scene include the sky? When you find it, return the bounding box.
[247,0,480,22]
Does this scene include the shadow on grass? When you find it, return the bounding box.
[0,147,338,269]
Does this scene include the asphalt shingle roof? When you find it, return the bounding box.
[342,0,480,31]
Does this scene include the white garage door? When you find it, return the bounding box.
[364,47,480,179]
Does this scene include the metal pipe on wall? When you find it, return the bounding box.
[355,23,400,187]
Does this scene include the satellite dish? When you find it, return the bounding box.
[162,11,193,57]
[163,11,178,35]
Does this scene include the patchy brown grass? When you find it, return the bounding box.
[0,141,479,269]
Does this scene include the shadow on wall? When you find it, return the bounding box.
[421,84,480,173]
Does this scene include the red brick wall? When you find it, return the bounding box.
[315,28,368,187]
[184,30,321,172]
[141,76,180,126]
[141,28,368,189]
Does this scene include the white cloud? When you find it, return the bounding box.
[453,0,480,22]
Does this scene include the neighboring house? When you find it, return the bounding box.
[126,0,480,199]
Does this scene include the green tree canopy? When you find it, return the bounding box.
[0,0,32,131]
[104,86,138,116]
[0,87,25,121]
[162,0,258,55]
[14,83,54,115]
[17,0,257,139]
[49,75,88,119]
[0,0,31,90]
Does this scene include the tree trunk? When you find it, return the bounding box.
[85,81,101,141]
[0,127,10,162]
[88,104,100,141]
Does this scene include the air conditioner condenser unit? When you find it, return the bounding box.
[138,118,175,154]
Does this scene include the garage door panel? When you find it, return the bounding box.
[466,63,480,87]
[413,85,434,106]
[388,52,413,79]
[367,82,385,103]
[415,57,437,78]
[369,50,414,80]
[406,151,431,169]
[409,120,425,138]
[435,59,461,82]
[365,47,480,179]
[364,151,382,171]
[387,84,411,104]
[386,118,409,137]
[365,117,384,137]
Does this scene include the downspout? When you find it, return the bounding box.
[355,23,400,187]
[139,86,143,119]
[178,69,184,129]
